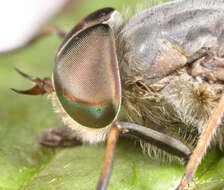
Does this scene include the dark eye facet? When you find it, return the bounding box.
[53,24,121,128]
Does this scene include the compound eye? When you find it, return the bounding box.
[54,24,121,128]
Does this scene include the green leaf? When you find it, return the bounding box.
[0,0,224,190]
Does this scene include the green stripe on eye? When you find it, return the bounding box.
[56,89,117,128]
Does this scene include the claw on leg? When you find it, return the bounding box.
[11,68,54,95]
[176,91,224,190]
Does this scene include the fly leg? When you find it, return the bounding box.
[175,91,224,190]
[189,46,224,82]
[96,121,192,190]
[40,26,67,39]
[11,68,54,95]
[28,26,67,45]
[12,69,82,147]
[97,123,119,190]
[36,125,81,147]
[119,122,191,160]
[175,46,224,189]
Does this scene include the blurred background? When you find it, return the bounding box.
[0,0,223,190]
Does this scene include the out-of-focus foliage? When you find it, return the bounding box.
[0,0,224,189]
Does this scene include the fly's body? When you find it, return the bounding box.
[54,0,224,152]
[12,0,224,189]
[117,0,224,155]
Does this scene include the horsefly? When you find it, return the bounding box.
[12,0,224,189]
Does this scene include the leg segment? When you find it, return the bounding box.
[28,26,66,46]
[41,26,67,39]
[97,123,119,190]
[11,68,54,95]
[119,121,191,159]
[176,91,224,190]
[12,69,81,147]
[189,46,224,82]
[36,125,81,147]
[96,121,192,190]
